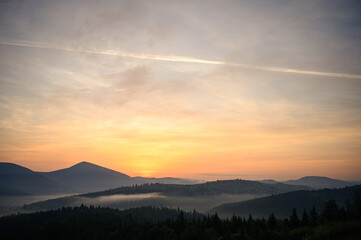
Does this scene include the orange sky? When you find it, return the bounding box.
[0,1,361,181]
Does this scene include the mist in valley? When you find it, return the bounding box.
[0,194,77,216]
[87,193,265,213]
[4,192,265,215]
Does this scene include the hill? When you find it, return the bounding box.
[211,185,361,218]
[0,206,203,239]
[39,162,135,193]
[83,179,312,197]
[284,176,356,189]
[0,162,35,175]
[1,202,361,240]
[19,179,312,213]
[39,162,202,193]
[258,179,279,184]
[0,161,202,195]
[0,185,29,196]
[0,163,71,195]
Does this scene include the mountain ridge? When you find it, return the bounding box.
[0,162,35,175]
[0,163,71,195]
[0,162,201,195]
[45,161,131,178]
[211,184,361,218]
[18,178,313,214]
[1,162,359,196]
[284,176,355,189]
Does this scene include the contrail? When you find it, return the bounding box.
[0,39,224,65]
[1,39,361,79]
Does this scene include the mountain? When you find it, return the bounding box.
[0,162,35,175]
[0,185,29,196]
[211,185,361,218]
[284,176,356,189]
[0,163,70,195]
[84,179,313,198]
[0,161,202,195]
[39,162,135,193]
[39,162,201,193]
[18,179,313,213]
[258,179,279,184]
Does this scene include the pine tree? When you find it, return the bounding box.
[268,213,276,229]
[309,207,318,226]
[175,211,185,235]
[301,209,309,226]
[322,200,339,222]
[289,208,300,228]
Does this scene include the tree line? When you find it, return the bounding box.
[1,193,360,240]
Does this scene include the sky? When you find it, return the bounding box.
[0,0,361,181]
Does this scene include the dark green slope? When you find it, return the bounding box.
[0,206,202,240]
[211,185,361,218]
[2,202,361,240]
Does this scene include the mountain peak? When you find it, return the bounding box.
[54,161,131,179]
[71,161,101,169]
[77,161,93,165]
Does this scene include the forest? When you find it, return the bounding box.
[213,185,361,218]
[83,179,310,197]
[1,193,360,240]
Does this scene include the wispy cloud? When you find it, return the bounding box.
[1,39,361,79]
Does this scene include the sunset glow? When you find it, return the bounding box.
[0,0,360,181]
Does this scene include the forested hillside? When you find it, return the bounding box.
[212,185,361,218]
[1,195,361,240]
[84,179,311,197]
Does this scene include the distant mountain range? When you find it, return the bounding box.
[1,161,359,196]
[2,161,361,218]
[258,176,358,189]
[0,162,202,195]
[211,185,361,218]
[19,179,312,213]
[284,176,356,189]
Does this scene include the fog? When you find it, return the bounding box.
[1,192,267,216]
[18,193,265,214]
[77,193,266,213]
[96,193,165,203]
[0,194,77,216]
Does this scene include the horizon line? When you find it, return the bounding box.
[2,160,360,182]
